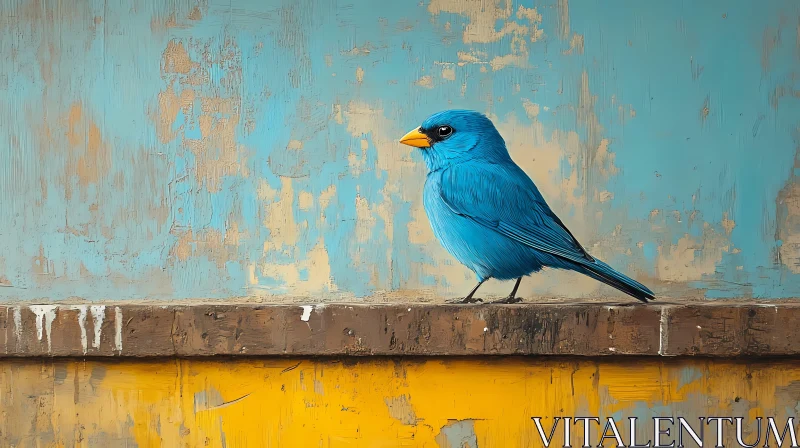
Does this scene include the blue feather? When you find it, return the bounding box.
[405,109,655,303]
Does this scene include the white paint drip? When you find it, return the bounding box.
[30,305,57,352]
[70,306,88,355]
[658,307,669,356]
[114,307,123,353]
[90,305,106,349]
[300,305,313,322]
[12,307,21,346]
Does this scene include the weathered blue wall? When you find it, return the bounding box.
[1,0,798,301]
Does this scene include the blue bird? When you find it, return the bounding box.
[399,110,655,304]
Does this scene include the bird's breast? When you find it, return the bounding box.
[422,171,546,281]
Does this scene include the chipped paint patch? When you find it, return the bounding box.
[435,419,479,448]
[656,224,732,282]
[384,394,419,425]
[776,150,800,273]
[441,67,456,80]
[415,75,434,89]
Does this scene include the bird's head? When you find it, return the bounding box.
[399,109,510,171]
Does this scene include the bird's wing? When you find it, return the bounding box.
[439,162,595,266]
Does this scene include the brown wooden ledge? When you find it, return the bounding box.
[0,302,797,357]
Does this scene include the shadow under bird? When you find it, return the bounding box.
[399,110,655,304]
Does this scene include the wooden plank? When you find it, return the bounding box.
[0,302,798,357]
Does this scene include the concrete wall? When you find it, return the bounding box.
[2,0,799,302]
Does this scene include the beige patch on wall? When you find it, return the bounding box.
[428,0,540,71]
[169,226,245,270]
[441,66,456,80]
[656,223,731,282]
[415,75,434,89]
[64,103,113,190]
[259,178,298,252]
[256,178,336,295]
[342,101,427,290]
[154,38,249,194]
[260,238,336,295]
[152,36,256,288]
[776,150,800,273]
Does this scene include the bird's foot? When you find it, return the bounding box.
[490,296,523,304]
[448,297,483,304]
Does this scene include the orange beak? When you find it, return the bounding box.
[399,127,431,148]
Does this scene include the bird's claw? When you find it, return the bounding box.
[490,296,523,304]
[448,297,483,304]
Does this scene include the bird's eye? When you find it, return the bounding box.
[437,126,453,138]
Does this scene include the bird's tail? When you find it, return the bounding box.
[576,259,655,303]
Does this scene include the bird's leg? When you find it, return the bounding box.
[448,280,486,304]
[490,277,523,304]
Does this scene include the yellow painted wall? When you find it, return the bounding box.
[2,357,798,447]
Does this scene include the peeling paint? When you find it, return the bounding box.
[657,224,732,282]
[436,419,479,448]
[1,358,800,444]
[0,0,798,302]
[384,394,419,425]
